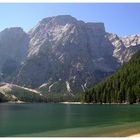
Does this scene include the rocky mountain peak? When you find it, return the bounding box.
[40,15,77,26]
[1,27,24,32]
[28,15,106,58]
[0,27,27,41]
[29,15,78,35]
[121,34,140,48]
[39,15,106,34]
[106,33,140,64]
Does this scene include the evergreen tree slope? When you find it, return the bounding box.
[82,49,140,104]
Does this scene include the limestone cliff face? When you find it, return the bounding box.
[14,15,120,94]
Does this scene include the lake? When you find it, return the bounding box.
[0,103,140,137]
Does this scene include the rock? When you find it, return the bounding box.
[13,15,121,94]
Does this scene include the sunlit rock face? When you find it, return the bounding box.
[14,15,118,94]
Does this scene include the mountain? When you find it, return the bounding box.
[82,49,140,104]
[0,15,140,97]
[0,27,29,81]
[15,15,119,94]
[13,15,140,95]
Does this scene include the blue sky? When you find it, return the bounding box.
[0,3,140,37]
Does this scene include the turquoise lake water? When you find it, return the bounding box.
[0,103,140,137]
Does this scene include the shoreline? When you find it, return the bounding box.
[1,101,140,105]
[128,134,140,137]
[60,102,82,104]
[14,123,140,137]
[8,100,25,104]
[59,102,138,105]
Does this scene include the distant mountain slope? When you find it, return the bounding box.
[107,33,140,64]
[0,27,29,82]
[0,83,44,102]
[82,49,140,104]
[0,83,79,103]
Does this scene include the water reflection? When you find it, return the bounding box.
[64,104,71,126]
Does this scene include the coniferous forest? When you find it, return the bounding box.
[81,49,140,104]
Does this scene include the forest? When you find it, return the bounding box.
[81,50,140,104]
